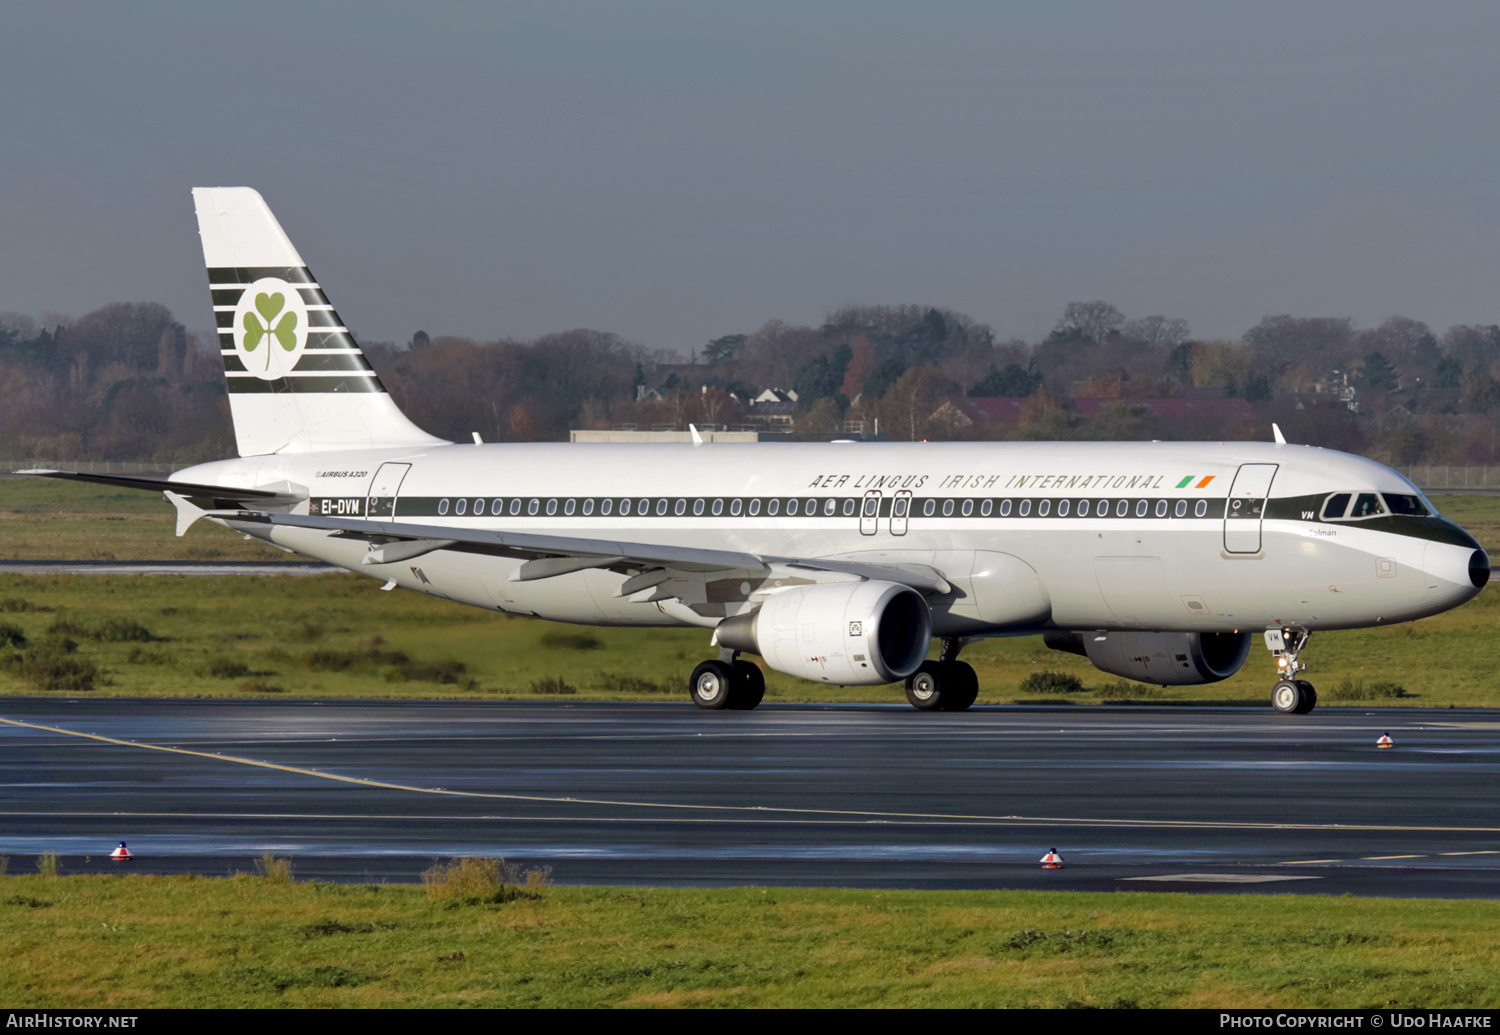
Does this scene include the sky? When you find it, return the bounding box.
[4,1,1500,353]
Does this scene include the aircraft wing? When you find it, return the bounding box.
[207,509,952,595]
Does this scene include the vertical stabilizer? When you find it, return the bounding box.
[193,187,445,456]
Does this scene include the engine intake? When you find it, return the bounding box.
[1045,630,1251,686]
[716,580,931,685]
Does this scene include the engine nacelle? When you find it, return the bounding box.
[1045,630,1252,686]
[716,580,931,685]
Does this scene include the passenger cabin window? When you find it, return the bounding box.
[582,498,594,515]
[1174,500,1187,518]
[438,498,450,515]
[863,497,878,516]
[692,499,704,516]
[527,499,539,515]
[455,499,467,516]
[491,499,504,516]
[1057,499,1069,517]
[1350,493,1385,518]
[712,499,724,516]
[1322,493,1352,520]
[981,500,993,516]
[564,499,575,515]
[1195,500,1208,517]
[473,498,484,514]
[767,499,779,516]
[1019,499,1031,517]
[1383,494,1430,517]
[786,499,799,516]
[654,499,667,516]
[546,499,557,516]
[1077,499,1089,517]
[747,499,759,516]
[1115,500,1128,517]
[961,499,973,517]
[1136,500,1148,518]
[728,499,740,516]
[999,500,1012,516]
[600,499,612,515]
[1155,500,1168,518]
[1037,499,1050,517]
[943,500,954,517]
[509,499,521,516]
[639,498,650,514]
[620,499,631,516]
[923,500,936,517]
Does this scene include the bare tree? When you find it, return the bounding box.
[1054,301,1126,343]
[1122,315,1190,349]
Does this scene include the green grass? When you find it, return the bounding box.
[0,485,1496,705]
[0,477,285,561]
[1,874,1497,1007]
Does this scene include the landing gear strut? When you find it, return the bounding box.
[904,638,980,712]
[1266,628,1316,714]
[689,651,765,710]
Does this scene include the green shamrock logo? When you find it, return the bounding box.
[240,292,299,370]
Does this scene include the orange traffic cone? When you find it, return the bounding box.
[109,842,132,861]
[1376,733,1394,749]
[1040,848,1064,869]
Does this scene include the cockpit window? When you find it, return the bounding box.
[1350,493,1385,518]
[1382,493,1430,517]
[1321,493,1351,520]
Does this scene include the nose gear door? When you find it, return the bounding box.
[1224,463,1277,554]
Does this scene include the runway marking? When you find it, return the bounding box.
[1362,854,1425,860]
[1421,723,1500,729]
[10,714,1500,835]
[1440,851,1500,856]
[1122,874,1322,884]
[1280,859,1341,865]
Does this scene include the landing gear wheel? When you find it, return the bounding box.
[905,661,945,710]
[905,660,978,711]
[690,660,736,710]
[941,661,979,712]
[1272,679,1312,715]
[729,660,765,710]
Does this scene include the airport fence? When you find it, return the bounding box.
[1395,466,1500,491]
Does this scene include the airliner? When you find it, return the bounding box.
[23,188,1491,714]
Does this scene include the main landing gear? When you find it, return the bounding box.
[904,638,979,712]
[1266,627,1317,714]
[689,651,766,710]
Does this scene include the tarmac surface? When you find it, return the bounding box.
[2,698,1499,896]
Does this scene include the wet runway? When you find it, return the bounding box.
[2,699,1499,896]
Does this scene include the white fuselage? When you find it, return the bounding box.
[174,439,1486,638]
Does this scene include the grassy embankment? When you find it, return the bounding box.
[2,870,1498,1008]
[1,479,1496,705]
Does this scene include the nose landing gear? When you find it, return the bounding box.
[1266,628,1316,714]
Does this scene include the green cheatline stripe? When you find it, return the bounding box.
[1176,476,1195,488]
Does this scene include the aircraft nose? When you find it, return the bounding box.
[1471,549,1490,589]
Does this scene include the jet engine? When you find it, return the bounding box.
[716,580,931,685]
[1044,630,1252,686]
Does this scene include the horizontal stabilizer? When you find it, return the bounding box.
[15,469,302,505]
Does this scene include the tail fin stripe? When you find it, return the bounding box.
[206,266,316,284]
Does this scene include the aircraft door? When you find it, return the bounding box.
[365,462,411,518]
[1223,463,1277,554]
[891,490,911,536]
[860,490,881,535]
